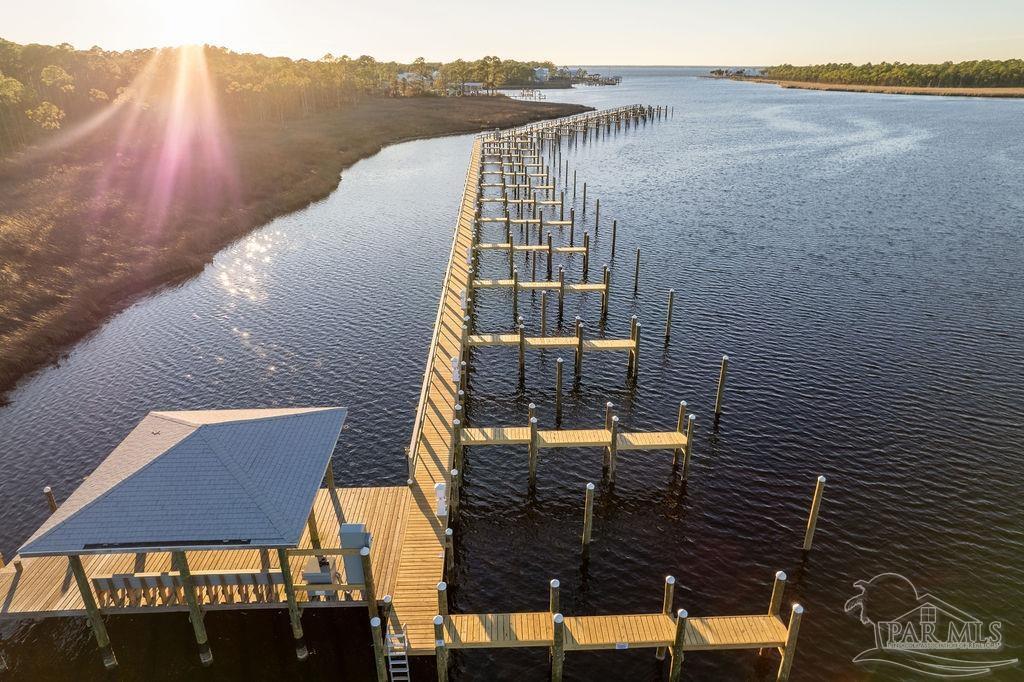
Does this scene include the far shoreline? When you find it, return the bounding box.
[719,75,1024,98]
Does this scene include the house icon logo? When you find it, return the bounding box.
[845,573,1018,677]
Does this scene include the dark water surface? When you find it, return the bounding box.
[2,68,1023,680]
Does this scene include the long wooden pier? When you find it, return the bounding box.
[0,105,818,681]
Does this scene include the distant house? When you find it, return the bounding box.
[533,67,550,82]
[462,81,483,95]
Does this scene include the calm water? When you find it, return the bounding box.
[1,68,1023,680]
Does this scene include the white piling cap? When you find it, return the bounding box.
[553,613,564,624]
[677,609,688,619]
[437,581,447,591]
[452,419,461,428]
[722,354,729,361]
[434,615,445,625]
[529,402,536,409]
[776,570,787,581]
[556,357,564,364]
[666,575,676,585]
[611,415,619,423]
[43,486,51,493]
[586,482,595,491]
[550,579,560,588]
[679,400,687,407]
[371,616,381,627]
[445,528,453,537]
[818,475,827,483]
[530,417,538,424]
[792,604,804,615]
[451,469,459,477]
[360,546,370,556]
[435,482,445,492]
[688,414,696,422]
[383,594,392,604]
[606,401,614,408]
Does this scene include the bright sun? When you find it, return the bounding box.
[149,0,239,47]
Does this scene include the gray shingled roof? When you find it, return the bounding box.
[19,407,347,557]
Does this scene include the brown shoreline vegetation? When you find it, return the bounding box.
[0,96,588,403]
[728,76,1024,98]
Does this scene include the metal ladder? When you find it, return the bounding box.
[385,622,410,681]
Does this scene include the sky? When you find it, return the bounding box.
[3,0,1022,65]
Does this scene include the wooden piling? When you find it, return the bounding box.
[555,358,564,425]
[608,416,619,482]
[582,233,590,281]
[518,324,526,378]
[682,414,696,478]
[546,234,553,280]
[582,182,588,214]
[370,616,388,682]
[574,318,584,378]
[360,545,380,620]
[69,555,117,669]
[444,527,454,573]
[277,547,308,660]
[664,289,675,342]
[512,268,519,322]
[595,198,600,230]
[669,609,688,682]
[437,581,448,616]
[672,401,687,468]
[803,476,826,551]
[714,355,729,418]
[434,615,449,682]
[557,267,565,320]
[611,220,617,257]
[581,482,595,549]
[768,571,787,617]
[569,208,575,246]
[777,604,804,681]
[600,265,610,318]
[541,291,548,336]
[633,248,641,294]
[529,417,539,486]
[43,486,57,513]
[656,575,676,660]
[551,613,565,682]
[452,418,463,471]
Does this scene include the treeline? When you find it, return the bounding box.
[0,38,556,153]
[761,60,1024,88]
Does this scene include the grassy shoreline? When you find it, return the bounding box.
[0,96,589,403]
[727,76,1024,98]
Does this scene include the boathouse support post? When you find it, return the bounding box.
[276,548,308,660]
[777,604,804,681]
[549,579,560,614]
[68,555,118,669]
[581,482,595,551]
[714,355,729,419]
[672,401,688,468]
[171,551,213,666]
[669,609,688,682]
[360,546,379,620]
[551,613,565,682]
[656,575,676,660]
[370,616,388,682]
[803,477,827,551]
[434,615,449,682]
[529,417,539,487]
